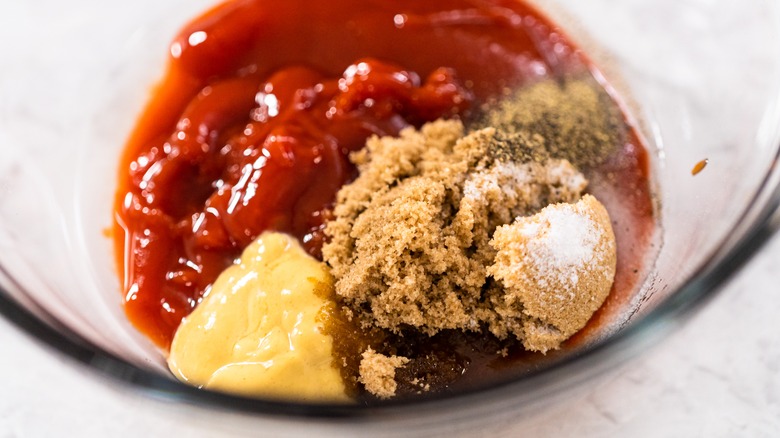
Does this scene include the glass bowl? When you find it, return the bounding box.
[1,0,780,434]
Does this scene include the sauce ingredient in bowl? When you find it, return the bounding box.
[322,119,608,345]
[489,194,616,353]
[168,232,349,401]
[114,0,657,402]
[323,119,616,397]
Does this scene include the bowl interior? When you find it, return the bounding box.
[1,0,780,407]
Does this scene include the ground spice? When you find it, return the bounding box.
[477,77,625,168]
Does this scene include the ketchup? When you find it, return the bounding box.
[114,0,644,349]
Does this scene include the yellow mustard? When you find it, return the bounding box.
[167,232,350,402]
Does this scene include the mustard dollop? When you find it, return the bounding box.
[167,232,349,402]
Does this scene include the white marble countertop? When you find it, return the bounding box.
[1,234,779,437]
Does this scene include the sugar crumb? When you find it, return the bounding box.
[358,348,410,399]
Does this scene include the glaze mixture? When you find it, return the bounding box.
[114,0,655,401]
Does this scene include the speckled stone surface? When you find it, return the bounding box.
[2,234,779,437]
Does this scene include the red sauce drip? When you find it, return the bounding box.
[114,0,653,352]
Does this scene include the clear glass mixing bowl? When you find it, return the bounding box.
[1,0,780,434]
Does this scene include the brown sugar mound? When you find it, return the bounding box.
[322,119,594,339]
[488,194,617,353]
[358,348,410,399]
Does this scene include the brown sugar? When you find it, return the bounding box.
[358,348,410,399]
[488,195,616,352]
[322,119,607,342]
